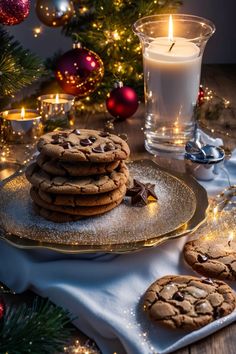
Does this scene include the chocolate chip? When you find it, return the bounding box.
[214,307,225,320]
[202,278,214,285]
[92,145,104,153]
[104,142,116,151]
[52,134,59,140]
[100,131,110,137]
[60,142,72,149]
[60,132,69,138]
[173,291,184,301]
[72,129,81,135]
[89,136,97,143]
[197,254,208,263]
[80,138,93,147]
[51,137,65,145]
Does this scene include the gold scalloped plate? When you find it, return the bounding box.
[0,160,208,254]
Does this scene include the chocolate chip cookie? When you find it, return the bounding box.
[31,187,123,216]
[143,275,235,330]
[184,233,236,280]
[33,204,82,223]
[37,129,130,163]
[37,184,127,207]
[26,162,129,195]
[37,154,120,177]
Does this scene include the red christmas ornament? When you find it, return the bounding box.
[0,298,5,320]
[55,44,104,97]
[106,83,139,120]
[198,86,205,106]
[0,0,30,26]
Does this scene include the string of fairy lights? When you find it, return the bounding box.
[197,86,235,139]
[64,339,100,354]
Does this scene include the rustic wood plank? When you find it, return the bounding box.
[202,64,236,103]
[189,323,236,354]
[173,347,190,354]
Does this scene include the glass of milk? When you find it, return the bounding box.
[133,14,215,156]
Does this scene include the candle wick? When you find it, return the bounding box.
[168,41,176,52]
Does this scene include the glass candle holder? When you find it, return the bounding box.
[37,93,75,131]
[0,108,43,176]
[0,108,42,144]
[133,14,215,156]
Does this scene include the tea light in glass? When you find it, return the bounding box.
[37,93,75,131]
[1,108,43,144]
[0,108,43,178]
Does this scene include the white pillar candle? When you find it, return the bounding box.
[144,37,201,125]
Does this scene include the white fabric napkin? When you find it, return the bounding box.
[0,151,236,354]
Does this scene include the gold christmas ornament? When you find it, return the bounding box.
[36,0,74,27]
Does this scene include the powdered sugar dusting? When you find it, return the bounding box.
[0,160,196,246]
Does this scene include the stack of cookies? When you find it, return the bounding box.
[25,129,130,222]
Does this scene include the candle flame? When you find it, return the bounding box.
[21,107,25,119]
[55,94,59,104]
[168,15,174,42]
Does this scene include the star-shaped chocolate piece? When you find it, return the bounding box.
[126,179,158,207]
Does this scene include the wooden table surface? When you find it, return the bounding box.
[3,64,236,354]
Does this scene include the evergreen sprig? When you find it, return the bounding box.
[0,297,74,354]
[62,0,182,104]
[0,26,44,98]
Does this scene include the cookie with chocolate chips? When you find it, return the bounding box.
[37,154,120,177]
[37,184,127,207]
[37,129,130,163]
[26,162,129,195]
[31,187,124,217]
[184,232,236,280]
[143,275,235,330]
[33,204,82,223]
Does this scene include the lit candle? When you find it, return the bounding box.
[42,94,69,104]
[37,93,75,131]
[143,15,202,150]
[0,108,42,144]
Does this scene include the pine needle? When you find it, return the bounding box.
[0,26,44,98]
[0,297,74,354]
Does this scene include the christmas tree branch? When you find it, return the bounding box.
[0,26,45,98]
[61,0,182,105]
[0,297,74,353]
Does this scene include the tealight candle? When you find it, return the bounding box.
[37,93,75,131]
[0,108,43,144]
[42,94,69,104]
